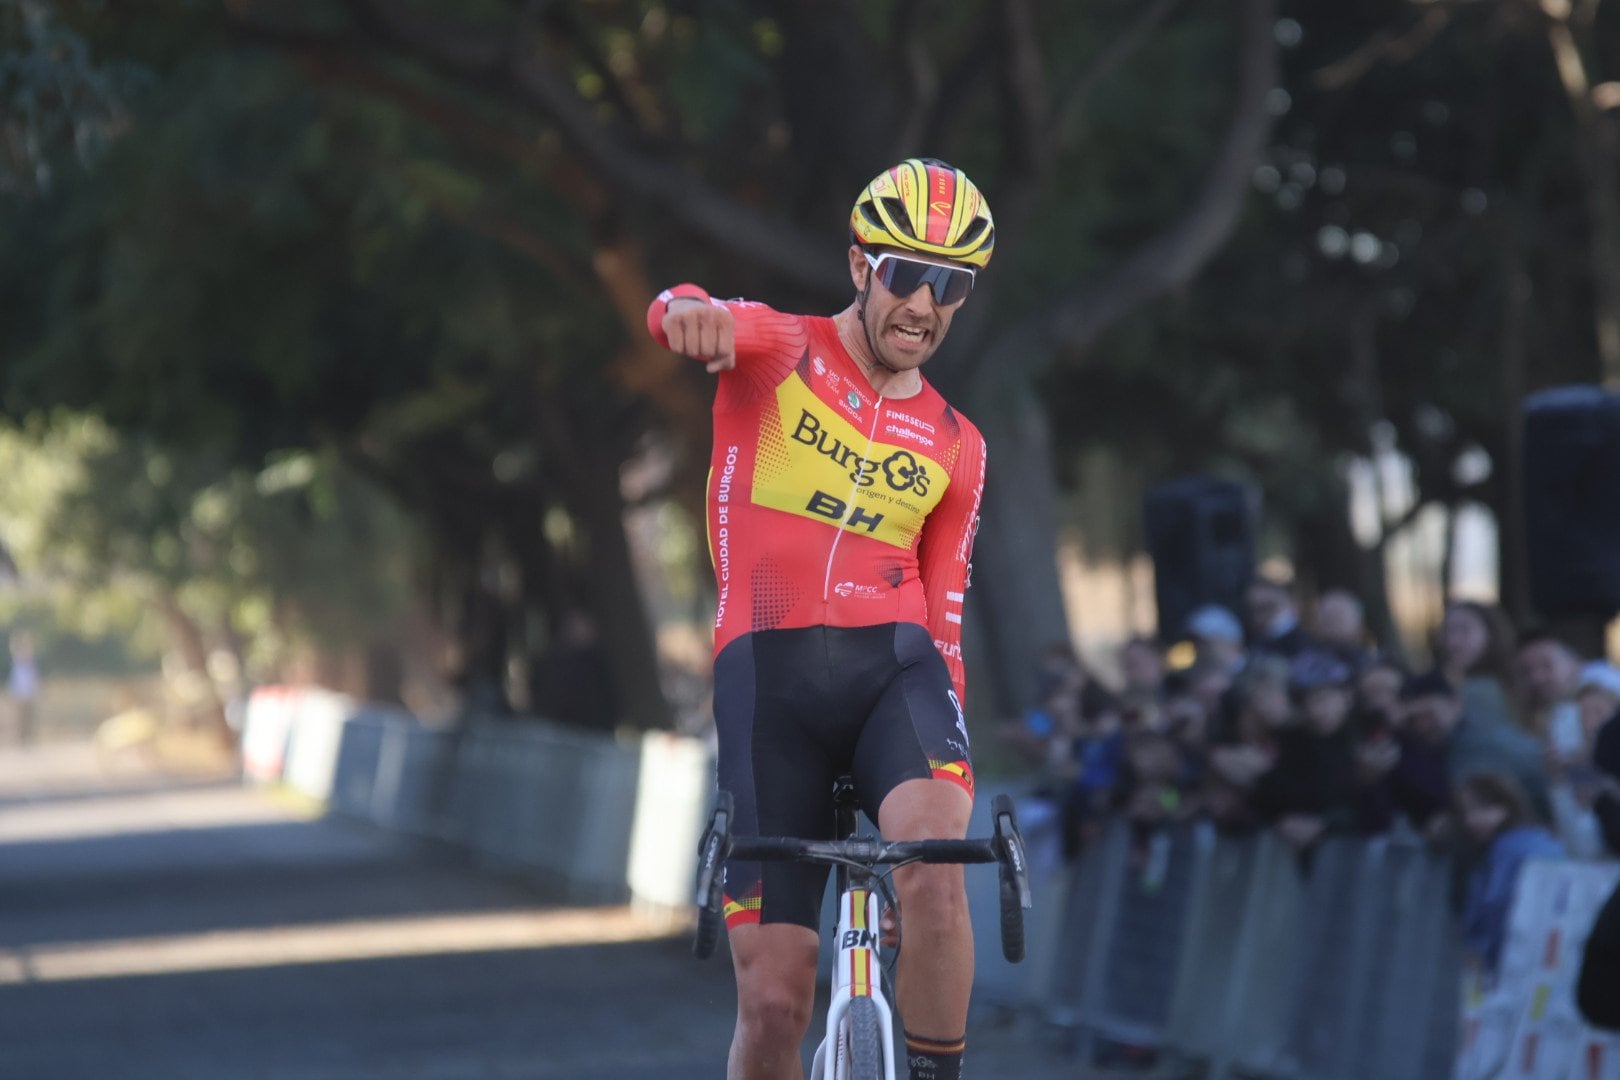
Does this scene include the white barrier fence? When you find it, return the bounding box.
[238,686,713,911]
[1456,859,1620,1080]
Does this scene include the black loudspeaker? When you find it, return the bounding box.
[1144,476,1258,642]
[1523,386,1620,619]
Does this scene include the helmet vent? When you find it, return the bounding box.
[878,197,915,235]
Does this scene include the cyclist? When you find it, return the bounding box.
[648,158,993,1080]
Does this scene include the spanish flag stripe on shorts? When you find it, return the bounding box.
[929,758,975,799]
[723,884,763,928]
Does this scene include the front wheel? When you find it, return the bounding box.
[846,996,885,1080]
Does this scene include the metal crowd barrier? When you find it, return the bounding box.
[248,702,1618,1076]
[988,812,1468,1080]
[251,695,714,911]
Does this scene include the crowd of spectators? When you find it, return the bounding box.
[1002,576,1620,975]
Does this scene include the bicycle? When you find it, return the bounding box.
[692,776,1033,1080]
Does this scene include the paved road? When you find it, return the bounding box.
[0,744,1103,1079]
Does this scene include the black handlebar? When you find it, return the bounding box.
[690,790,1032,962]
[727,835,1002,865]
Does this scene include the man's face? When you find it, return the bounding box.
[1311,592,1362,646]
[850,246,967,371]
[1302,685,1351,735]
[1245,582,1292,634]
[1515,640,1580,708]
[1402,692,1462,741]
[1356,665,1403,719]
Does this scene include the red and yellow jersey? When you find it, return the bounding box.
[647,285,986,707]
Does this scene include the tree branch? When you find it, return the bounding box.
[1050,0,1182,153]
[350,0,848,299]
[888,0,940,153]
[1369,492,1432,555]
[1311,7,1450,93]
[1041,0,1279,364]
[999,0,1051,175]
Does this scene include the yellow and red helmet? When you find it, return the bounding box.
[850,158,995,269]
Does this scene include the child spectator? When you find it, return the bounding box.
[1545,662,1620,857]
[1455,772,1565,977]
[1244,575,1308,659]
[1205,653,1292,833]
[1005,653,1126,862]
[1345,654,1409,833]
[1251,650,1361,859]
[1351,653,1408,743]
[1161,685,1211,789]
[1308,588,1375,669]
[1060,702,1127,856]
[1119,636,1166,702]
[1575,661,1620,752]
[1117,728,1194,892]
[1182,604,1247,675]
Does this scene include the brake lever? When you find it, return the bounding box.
[992,797,1033,910]
[694,793,734,906]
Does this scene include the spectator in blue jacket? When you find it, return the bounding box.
[1456,771,1565,977]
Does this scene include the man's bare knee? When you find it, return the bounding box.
[730,924,819,1048]
[736,979,815,1045]
[894,862,969,929]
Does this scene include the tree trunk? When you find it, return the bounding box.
[566,445,673,729]
[1500,239,1533,625]
[1292,471,1402,660]
[1542,5,1620,384]
[960,374,1072,719]
[158,592,234,747]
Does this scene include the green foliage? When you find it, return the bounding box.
[3,0,1615,704]
[1046,0,1612,579]
[0,0,150,194]
[0,414,419,678]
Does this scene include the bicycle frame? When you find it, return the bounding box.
[692,784,1029,1080]
[808,876,896,1080]
[811,786,896,1079]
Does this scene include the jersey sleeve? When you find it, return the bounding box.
[917,415,986,710]
[646,284,808,409]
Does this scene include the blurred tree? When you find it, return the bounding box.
[0,0,145,195]
[207,0,1279,714]
[11,0,1617,728]
[1050,0,1620,645]
[0,17,679,725]
[0,416,421,740]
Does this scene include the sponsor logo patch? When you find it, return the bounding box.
[751,376,950,549]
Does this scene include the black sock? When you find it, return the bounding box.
[904,1030,965,1080]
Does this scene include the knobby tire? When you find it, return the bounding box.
[847,996,884,1080]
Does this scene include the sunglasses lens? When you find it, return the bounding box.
[873,255,973,305]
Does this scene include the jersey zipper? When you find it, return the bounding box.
[820,394,885,604]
